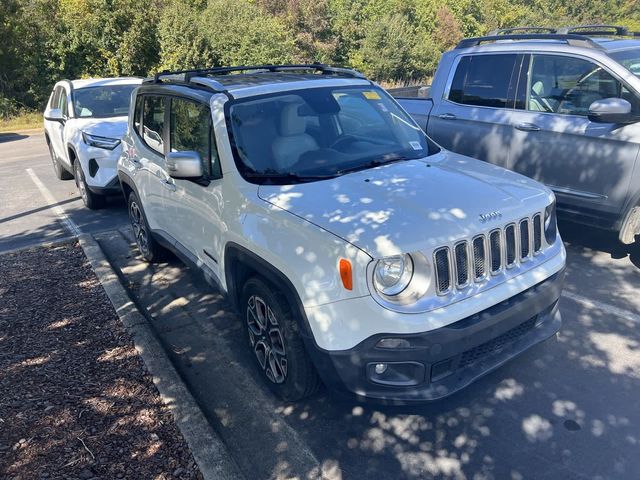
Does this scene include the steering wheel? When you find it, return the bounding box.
[330,135,359,151]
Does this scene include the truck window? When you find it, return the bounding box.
[448,54,518,108]
[525,54,640,116]
[170,97,220,178]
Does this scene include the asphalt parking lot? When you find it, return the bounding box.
[2,132,639,479]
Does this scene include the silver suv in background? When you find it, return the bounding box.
[397,25,640,245]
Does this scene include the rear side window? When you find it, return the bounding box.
[133,95,143,134]
[169,97,221,178]
[142,96,166,155]
[448,54,518,108]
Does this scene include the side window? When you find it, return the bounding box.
[58,88,68,117]
[526,54,640,116]
[50,87,61,109]
[170,97,221,178]
[448,54,518,108]
[133,95,143,135]
[142,96,166,155]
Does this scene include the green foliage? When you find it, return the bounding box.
[2,0,640,115]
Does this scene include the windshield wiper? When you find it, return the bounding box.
[244,171,337,182]
[336,155,411,176]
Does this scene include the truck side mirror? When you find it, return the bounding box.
[166,151,204,179]
[588,98,633,124]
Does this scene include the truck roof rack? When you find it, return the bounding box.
[145,63,366,92]
[556,24,640,37]
[488,27,556,36]
[456,33,603,50]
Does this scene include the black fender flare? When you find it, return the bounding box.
[224,242,315,341]
[66,143,79,166]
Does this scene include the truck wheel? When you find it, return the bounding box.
[619,205,640,245]
[74,161,105,209]
[127,191,164,262]
[47,139,72,180]
[241,277,321,401]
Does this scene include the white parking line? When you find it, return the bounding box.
[563,290,640,324]
[26,168,82,237]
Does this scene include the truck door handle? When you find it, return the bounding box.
[438,113,457,120]
[516,123,541,132]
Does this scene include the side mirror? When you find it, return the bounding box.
[45,108,65,123]
[166,151,204,179]
[588,98,633,124]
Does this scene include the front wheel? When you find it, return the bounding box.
[127,191,164,262]
[47,139,72,180]
[241,277,321,401]
[74,161,105,209]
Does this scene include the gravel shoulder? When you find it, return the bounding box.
[0,242,203,480]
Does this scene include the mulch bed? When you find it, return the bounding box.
[0,242,203,480]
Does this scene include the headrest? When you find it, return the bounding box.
[279,104,306,136]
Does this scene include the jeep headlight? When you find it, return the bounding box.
[544,200,557,245]
[372,253,431,303]
[373,254,414,296]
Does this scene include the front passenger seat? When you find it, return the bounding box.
[272,104,318,170]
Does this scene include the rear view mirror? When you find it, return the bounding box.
[45,108,65,123]
[588,98,633,124]
[166,151,204,179]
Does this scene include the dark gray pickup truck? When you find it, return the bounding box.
[396,26,640,245]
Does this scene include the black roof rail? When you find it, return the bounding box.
[145,63,366,91]
[556,24,640,38]
[456,33,603,50]
[488,27,556,35]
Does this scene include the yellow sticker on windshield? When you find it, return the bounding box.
[363,91,381,100]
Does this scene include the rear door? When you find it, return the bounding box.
[429,53,522,169]
[134,94,172,232]
[509,53,640,217]
[164,96,225,283]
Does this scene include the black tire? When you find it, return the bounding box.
[127,191,165,262]
[241,276,321,401]
[47,138,72,180]
[74,161,105,209]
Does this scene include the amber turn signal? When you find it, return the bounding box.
[339,259,353,291]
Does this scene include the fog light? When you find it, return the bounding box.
[376,338,411,349]
[374,363,387,374]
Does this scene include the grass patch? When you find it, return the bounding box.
[0,111,42,133]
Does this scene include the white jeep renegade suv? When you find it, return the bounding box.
[44,77,142,209]
[118,65,566,402]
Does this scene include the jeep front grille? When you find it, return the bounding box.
[434,213,545,295]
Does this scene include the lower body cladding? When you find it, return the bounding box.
[306,269,565,403]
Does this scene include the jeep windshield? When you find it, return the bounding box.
[609,48,640,77]
[73,85,137,119]
[227,85,430,184]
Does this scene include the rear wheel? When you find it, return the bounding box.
[241,277,321,401]
[127,191,164,262]
[74,160,105,209]
[47,138,72,180]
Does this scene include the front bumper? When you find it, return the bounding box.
[307,269,564,403]
[77,143,122,193]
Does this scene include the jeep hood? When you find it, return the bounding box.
[72,116,128,139]
[258,151,553,258]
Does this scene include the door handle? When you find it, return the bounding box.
[438,113,457,120]
[515,123,541,132]
[161,178,176,192]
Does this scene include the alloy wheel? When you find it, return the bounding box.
[129,200,151,257]
[246,295,288,384]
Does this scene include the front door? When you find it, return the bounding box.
[164,96,225,283]
[428,53,523,170]
[509,53,640,217]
